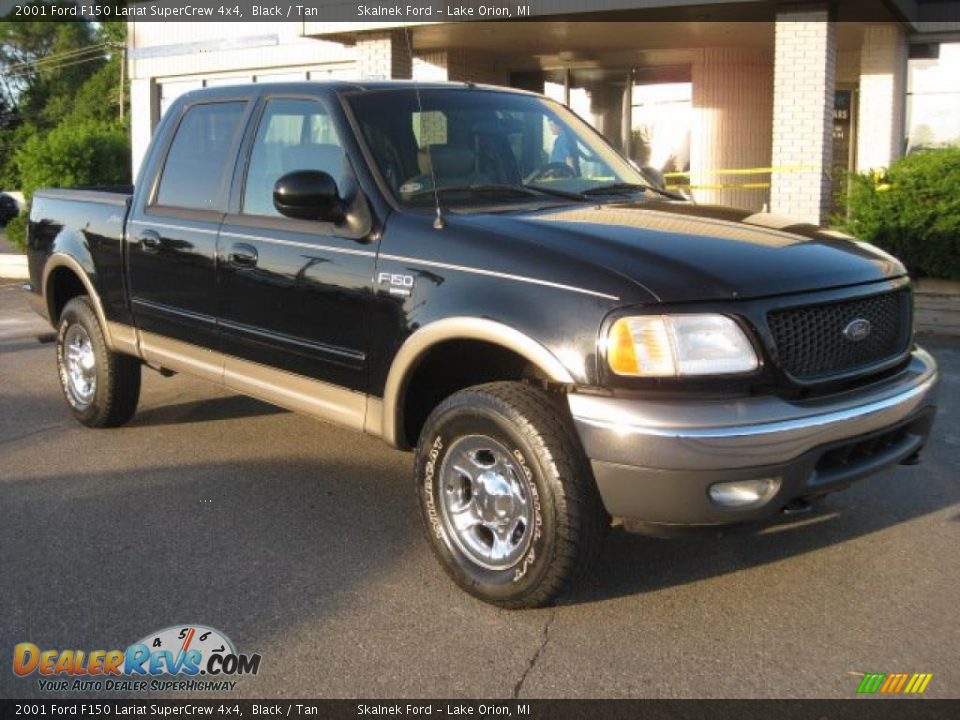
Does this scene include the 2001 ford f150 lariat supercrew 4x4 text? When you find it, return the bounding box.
[25,82,939,607]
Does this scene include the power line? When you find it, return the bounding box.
[5,45,111,74]
[5,42,111,70]
[4,52,109,80]
[4,43,112,74]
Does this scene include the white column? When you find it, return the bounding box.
[129,78,157,181]
[691,47,773,211]
[770,5,837,225]
[856,23,908,172]
[412,49,506,85]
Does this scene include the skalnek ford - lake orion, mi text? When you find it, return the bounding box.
[357,704,528,715]
[14,2,530,19]
[357,4,530,17]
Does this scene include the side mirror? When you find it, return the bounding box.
[641,166,667,190]
[273,170,344,223]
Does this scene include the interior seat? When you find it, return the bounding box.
[401,143,494,195]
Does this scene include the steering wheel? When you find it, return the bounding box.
[525,162,577,183]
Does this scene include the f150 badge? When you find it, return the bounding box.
[378,272,414,297]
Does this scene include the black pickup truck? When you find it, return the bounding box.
[25,81,938,608]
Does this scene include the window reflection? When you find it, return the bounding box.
[907,42,960,152]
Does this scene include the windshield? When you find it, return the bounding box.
[344,88,652,208]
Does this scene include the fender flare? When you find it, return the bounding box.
[42,253,116,349]
[377,317,576,448]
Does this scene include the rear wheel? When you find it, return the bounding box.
[57,296,141,428]
[414,382,609,608]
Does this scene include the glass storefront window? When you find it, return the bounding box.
[907,42,960,152]
[530,68,692,176]
[631,81,692,173]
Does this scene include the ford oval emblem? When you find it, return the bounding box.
[843,318,872,342]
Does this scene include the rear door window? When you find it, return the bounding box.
[154,101,247,211]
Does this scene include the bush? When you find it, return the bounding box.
[4,211,28,251]
[842,147,960,280]
[14,119,130,202]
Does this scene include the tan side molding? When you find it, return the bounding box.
[139,330,223,383]
[380,317,575,448]
[137,330,368,433]
[224,354,367,432]
[107,322,140,357]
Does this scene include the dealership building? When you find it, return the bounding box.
[128,1,960,224]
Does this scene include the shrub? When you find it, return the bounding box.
[14,119,130,202]
[842,147,960,280]
[5,210,28,251]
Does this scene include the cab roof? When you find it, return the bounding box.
[178,79,539,103]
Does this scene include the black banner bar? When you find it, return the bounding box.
[3,0,960,23]
[1,700,960,720]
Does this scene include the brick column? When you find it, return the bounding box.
[691,48,773,211]
[356,29,412,81]
[856,23,907,172]
[413,49,506,85]
[770,5,837,225]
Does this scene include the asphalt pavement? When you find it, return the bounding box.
[1,279,958,699]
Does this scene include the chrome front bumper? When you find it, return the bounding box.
[569,348,939,524]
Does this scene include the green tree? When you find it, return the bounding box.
[1,14,129,249]
[0,11,103,129]
[16,119,130,202]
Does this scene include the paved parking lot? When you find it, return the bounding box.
[1,279,958,699]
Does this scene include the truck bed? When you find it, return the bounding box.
[27,187,134,328]
[33,186,134,205]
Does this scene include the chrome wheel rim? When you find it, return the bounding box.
[438,435,534,571]
[62,324,96,410]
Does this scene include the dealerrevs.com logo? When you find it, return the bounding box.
[13,625,261,693]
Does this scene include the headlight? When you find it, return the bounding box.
[607,314,759,377]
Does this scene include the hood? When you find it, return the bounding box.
[457,201,906,304]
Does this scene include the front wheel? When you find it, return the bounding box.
[414,382,609,608]
[57,296,141,428]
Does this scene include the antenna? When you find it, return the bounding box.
[403,26,445,230]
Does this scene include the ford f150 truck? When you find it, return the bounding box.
[25,82,938,608]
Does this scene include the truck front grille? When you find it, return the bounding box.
[767,289,912,381]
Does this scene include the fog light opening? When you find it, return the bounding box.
[708,477,781,509]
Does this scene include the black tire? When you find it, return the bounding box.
[414,381,609,608]
[56,296,141,428]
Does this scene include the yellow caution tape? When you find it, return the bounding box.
[667,183,772,191]
[663,164,818,179]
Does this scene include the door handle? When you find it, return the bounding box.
[138,230,161,253]
[228,242,258,267]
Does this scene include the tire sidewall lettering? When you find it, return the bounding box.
[420,415,549,591]
[423,435,444,540]
[510,448,543,584]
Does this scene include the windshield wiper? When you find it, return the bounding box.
[405,184,547,200]
[581,182,683,200]
[523,184,587,201]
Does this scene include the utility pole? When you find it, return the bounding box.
[119,43,126,120]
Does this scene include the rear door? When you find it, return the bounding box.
[216,94,376,396]
[127,97,252,356]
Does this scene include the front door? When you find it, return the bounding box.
[216,96,375,408]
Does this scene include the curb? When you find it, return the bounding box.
[0,254,28,280]
[915,291,960,339]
